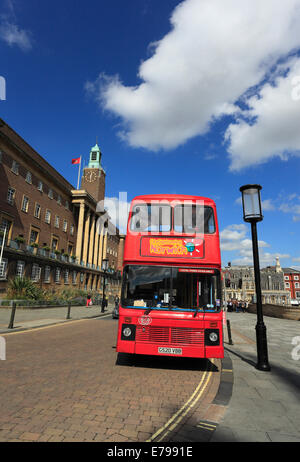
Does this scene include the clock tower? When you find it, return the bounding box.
[81,143,106,203]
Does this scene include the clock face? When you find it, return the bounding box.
[85,170,98,182]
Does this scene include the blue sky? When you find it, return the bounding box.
[1,0,300,268]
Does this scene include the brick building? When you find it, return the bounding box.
[282,267,300,301]
[0,118,124,298]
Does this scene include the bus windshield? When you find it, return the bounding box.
[121,265,221,312]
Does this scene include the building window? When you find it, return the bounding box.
[57,195,62,205]
[16,261,25,278]
[64,269,69,284]
[285,282,290,288]
[296,291,300,299]
[7,187,15,205]
[63,220,67,232]
[0,218,12,236]
[80,273,84,283]
[34,203,41,219]
[48,189,53,199]
[11,160,19,174]
[31,264,41,282]
[51,236,59,251]
[55,215,60,228]
[45,209,51,224]
[294,276,299,281]
[72,271,77,284]
[55,267,61,283]
[0,258,8,279]
[29,228,39,245]
[44,266,51,283]
[25,171,32,184]
[21,196,29,213]
[284,276,289,280]
[70,224,74,236]
[65,201,69,210]
[37,181,43,192]
[295,282,300,288]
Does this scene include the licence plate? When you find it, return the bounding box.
[158,347,182,355]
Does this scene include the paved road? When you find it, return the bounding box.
[0,315,222,442]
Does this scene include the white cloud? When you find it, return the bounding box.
[88,0,300,160]
[232,253,290,266]
[0,21,32,51]
[278,195,300,221]
[0,1,32,51]
[220,224,269,252]
[261,199,276,211]
[226,56,300,170]
[220,223,288,266]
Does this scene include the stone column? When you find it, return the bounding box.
[82,209,91,265]
[93,215,100,268]
[75,202,85,262]
[97,226,104,269]
[88,213,96,266]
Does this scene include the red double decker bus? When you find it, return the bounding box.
[116,194,223,359]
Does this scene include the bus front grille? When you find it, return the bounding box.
[136,326,204,345]
[136,326,169,343]
[171,327,204,346]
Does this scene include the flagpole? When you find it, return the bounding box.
[77,156,82,190]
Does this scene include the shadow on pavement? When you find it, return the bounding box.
[224,346,257,368]
[225,346,300,397]
[115,352,219,372]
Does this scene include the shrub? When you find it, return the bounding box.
[15,236,25,243]
[6,277,43,300]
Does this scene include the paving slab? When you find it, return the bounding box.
[210,311,300,442]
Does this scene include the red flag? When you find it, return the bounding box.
[72,157,81,165]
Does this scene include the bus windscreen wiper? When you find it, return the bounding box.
[144,308,152,315]
[193,307,199,318]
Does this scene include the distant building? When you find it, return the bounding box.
[282,267,300,301]
[0,118,124,297]
[222,257,290,305]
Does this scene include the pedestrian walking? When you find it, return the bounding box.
[86,294,92,307]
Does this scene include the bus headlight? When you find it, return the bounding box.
[121,324,136,341]
[209,332,219,342]
[205,329,220,346]
[123,327,132,337]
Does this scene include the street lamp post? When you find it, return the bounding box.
[101,258,108,313]
[240,184,271,371]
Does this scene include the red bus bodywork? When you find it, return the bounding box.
[116,194,224,359]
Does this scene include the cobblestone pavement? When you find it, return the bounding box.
[0,316,222,442]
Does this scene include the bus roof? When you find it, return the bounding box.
[131,194,216,206]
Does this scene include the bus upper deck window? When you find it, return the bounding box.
[174,205,215,234]
[130,204,171,232]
